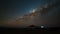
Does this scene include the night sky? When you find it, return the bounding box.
[0,0,52,20]
[0,0,60,27]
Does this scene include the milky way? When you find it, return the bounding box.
[0,0,60,27]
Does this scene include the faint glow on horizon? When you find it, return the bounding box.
[41,26,44,28]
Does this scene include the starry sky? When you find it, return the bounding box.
[0,0,60,27]
[0,0,52,21]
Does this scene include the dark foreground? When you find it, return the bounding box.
[0,26,60,33]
